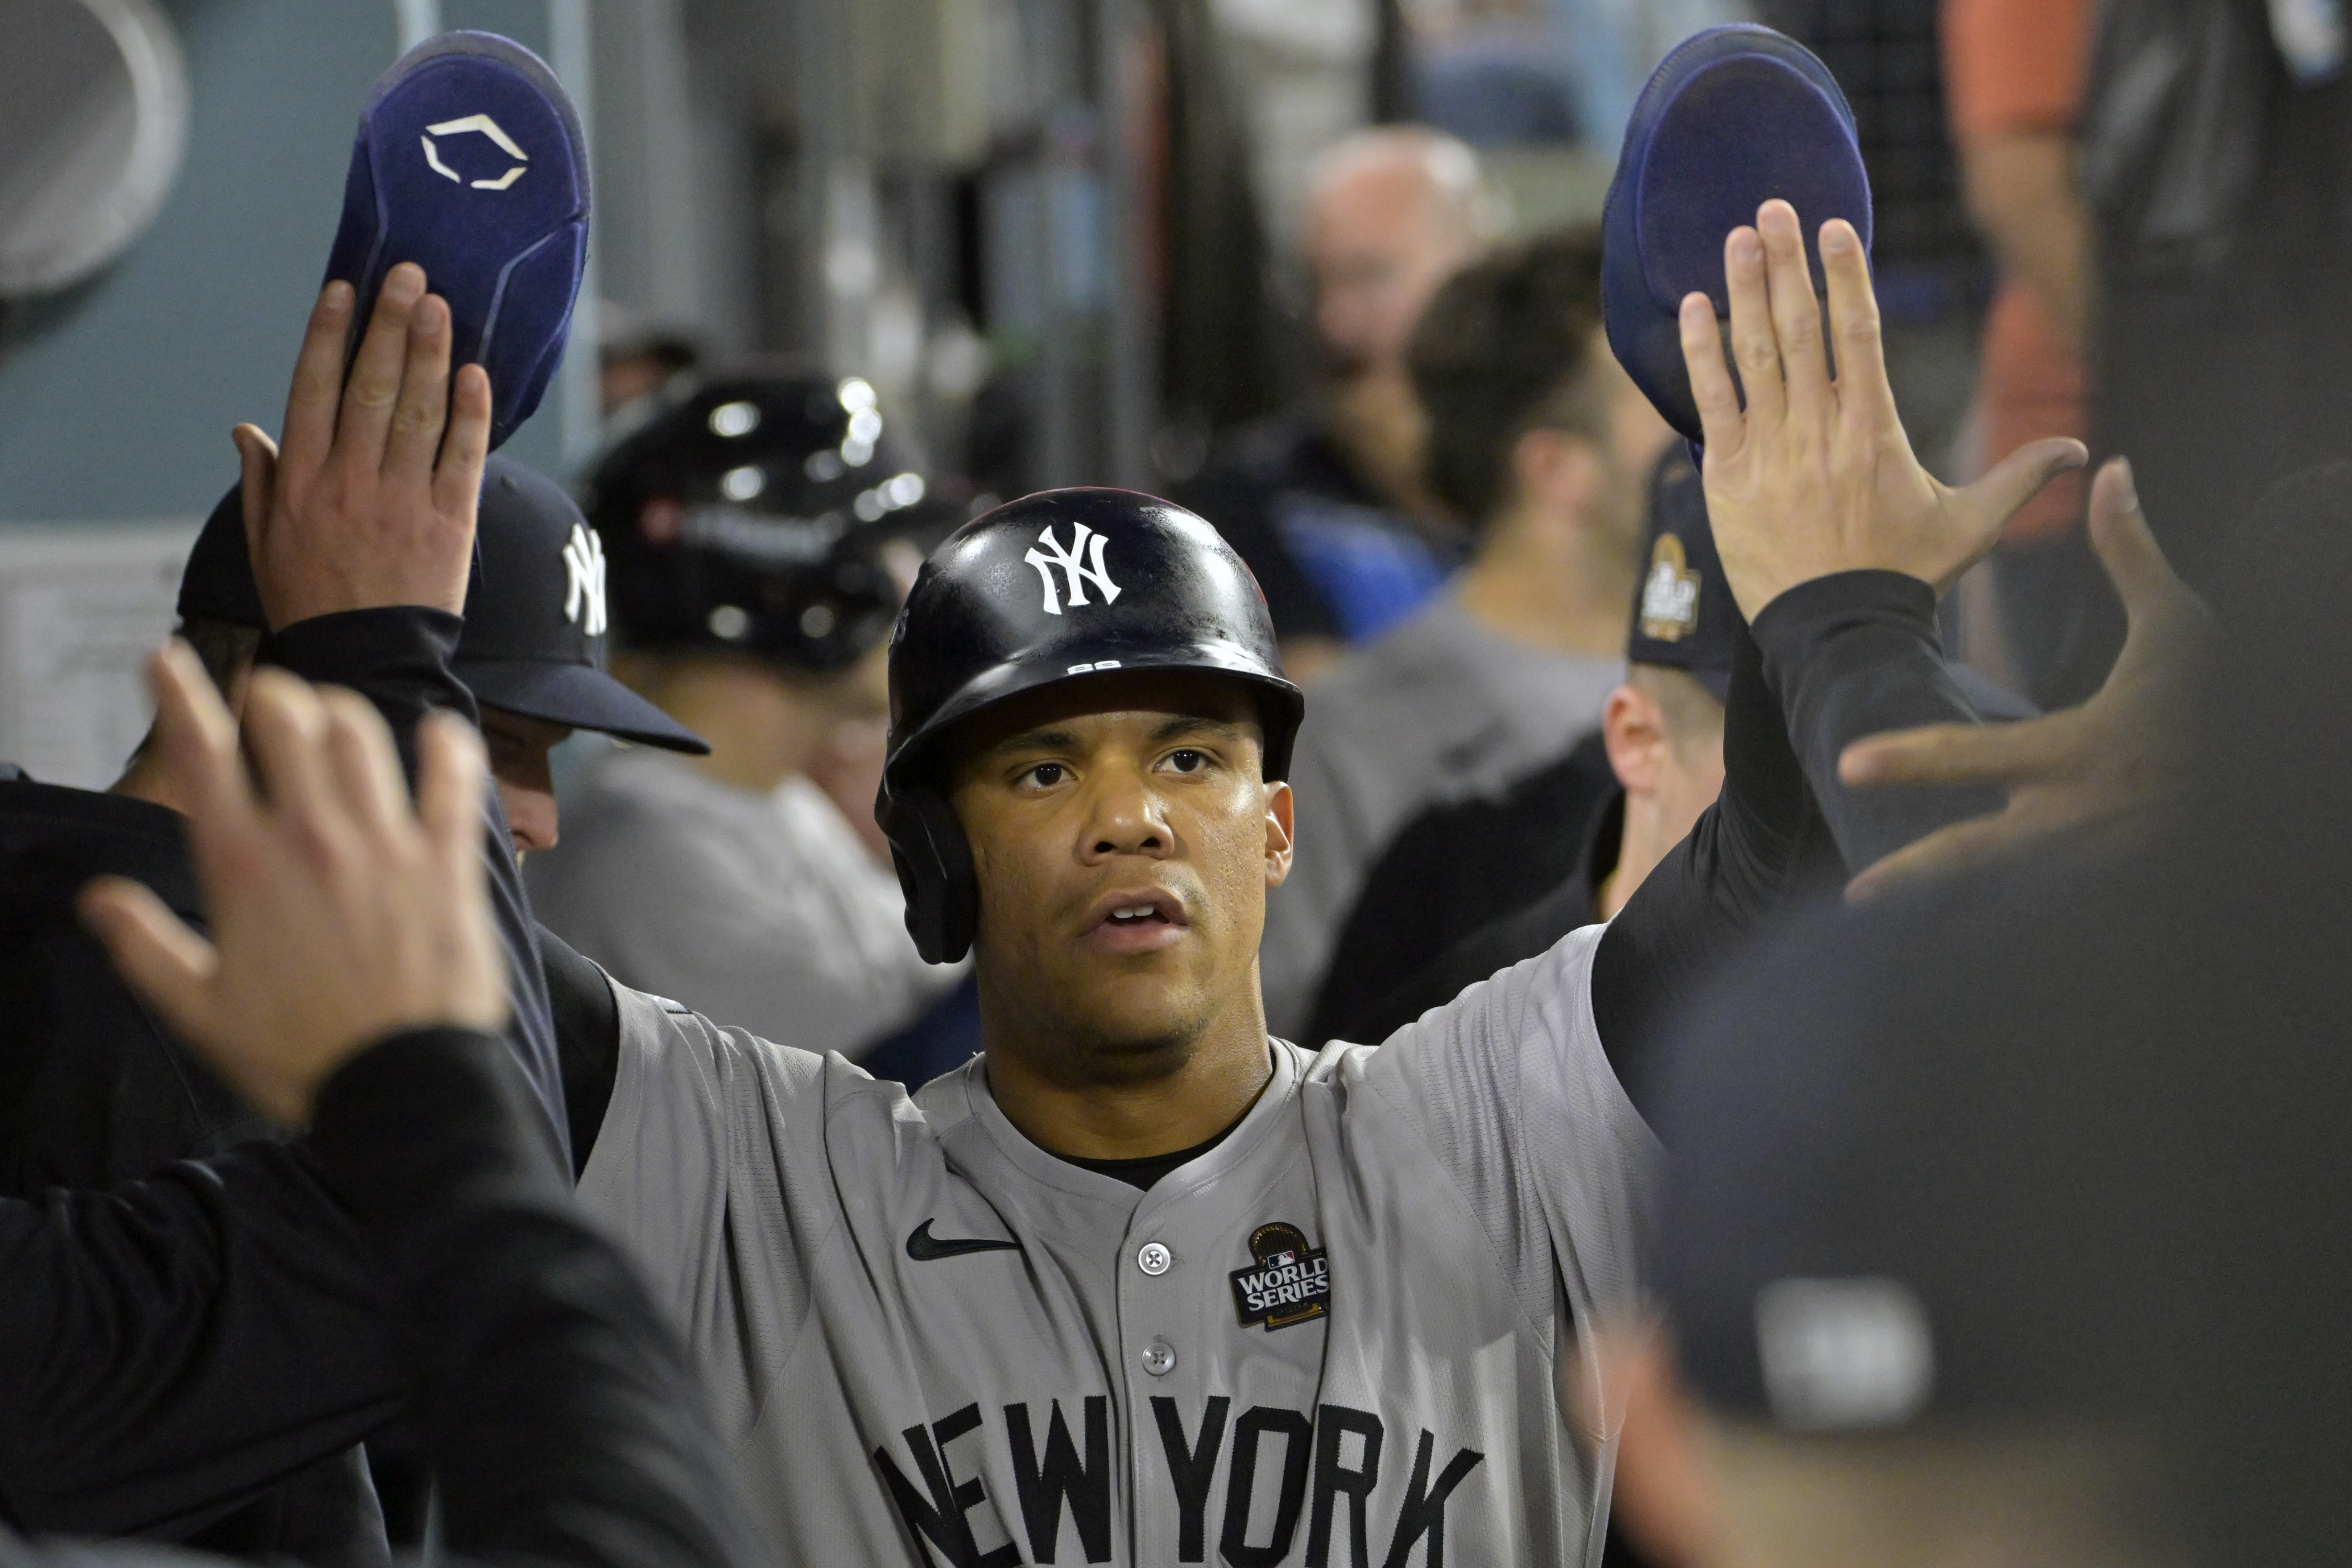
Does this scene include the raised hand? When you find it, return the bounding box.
[232,261,492,629]
[1836,459,2209,898]
[1679,199,2087,619]
[79,643,507,1125]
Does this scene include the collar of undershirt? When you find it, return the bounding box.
[1060,1121,1242,1190]
[1054,1040,1281,1188]
[972,1042,1287,1200]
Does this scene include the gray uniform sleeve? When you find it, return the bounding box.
[1360,924,1659,1334]
[575,986,833,1442]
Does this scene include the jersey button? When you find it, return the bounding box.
[1141,1339,1178,1376]
[1137,1241,1173,1276]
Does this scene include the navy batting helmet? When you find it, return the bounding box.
[584,369,930,673]
[878,488,1304,963]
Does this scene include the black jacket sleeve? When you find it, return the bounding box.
[308,1030,754,1568]
[1591,627,1844,1105]
[0,1146,404,1539]
[1747,571,2013,872]
[1591,571,2037,1113]
[0,1032,754,1568]
[263,609,568,1170]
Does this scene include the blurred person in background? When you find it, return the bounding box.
[1259,227,1673,1038]
[2084,0,2352,594]
[597,298,703,422]
[1942,0,2110,710]
[528,372,967,1062]
[1310,447,1728,1051]
[1178,126,1490,679]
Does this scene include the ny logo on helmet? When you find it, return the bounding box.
[563,523,608,636]
[1023,523,1122,616]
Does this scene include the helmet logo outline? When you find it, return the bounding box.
[1022,523,1123,616]
[562,522,608,636]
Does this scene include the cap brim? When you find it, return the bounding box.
[454,657,711,754]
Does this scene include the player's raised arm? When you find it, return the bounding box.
[206,262,572,1160]
[1585,199,2103,1086]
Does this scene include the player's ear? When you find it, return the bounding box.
[1602,683,1668,794]
[1263,779,1294,887]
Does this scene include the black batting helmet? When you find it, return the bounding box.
[877,488,1304,964]
[584,369,932,672]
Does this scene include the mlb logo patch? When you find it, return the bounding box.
[1230,1221,1331,1331]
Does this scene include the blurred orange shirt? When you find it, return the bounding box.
[1943,0,2091,542]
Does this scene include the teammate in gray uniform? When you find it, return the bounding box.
[571,203,2092,1566]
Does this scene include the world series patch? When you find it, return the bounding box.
[1230,1221,1331,1331]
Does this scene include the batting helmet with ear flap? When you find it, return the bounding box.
[877,488,1305,964]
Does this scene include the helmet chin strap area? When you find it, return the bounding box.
[876,784,980,964]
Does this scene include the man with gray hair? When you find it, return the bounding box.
[1179,125,1491,682]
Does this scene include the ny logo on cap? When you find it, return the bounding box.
[562,523,607,637]
[421,114,529,191]
[1023,523,1122,616]
[1640,534,1700,641]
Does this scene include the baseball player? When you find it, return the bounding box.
[566,208,2093,1565]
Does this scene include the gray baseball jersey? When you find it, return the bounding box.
[579,922,1655,1566]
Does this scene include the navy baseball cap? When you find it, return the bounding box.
[1626,444,1740,699]
[324,31,589,451]
[175,459,709,755]
[1602,25,1873,444]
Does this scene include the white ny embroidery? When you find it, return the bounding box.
[1022,523,1123,616]
[562,523,608,637]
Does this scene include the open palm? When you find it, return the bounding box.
[1678,200,2085,619]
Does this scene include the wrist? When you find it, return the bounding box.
[1748,570,1937,651]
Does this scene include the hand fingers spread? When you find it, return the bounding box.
[279,283,355,492]
[1679,293,1744,453]
[1839,711,2085,790]
[1723,226,1786,430]
[331,263,427,479]
[1844,810,2038,902]
[232,421,280,543]
[431,363,494,521]
[1819,219,1901,439]
[149,642,255,839]
[1757,201,1830,417]
[79,877,220,1047]
[1958,437,2090,557]
[317,687,409,838]
[239,668,346,858]
[381,293,454,486]
[2087,458,2203,626]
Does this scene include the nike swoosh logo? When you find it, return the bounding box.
[906,1218,1023,1261]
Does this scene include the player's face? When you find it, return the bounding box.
[947,671,1294,1075]
[479,704,573,860]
